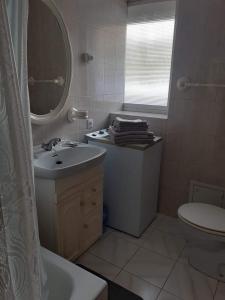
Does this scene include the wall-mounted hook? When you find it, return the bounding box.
[81,53,94,63]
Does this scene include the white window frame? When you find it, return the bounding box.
[123,0,177,116]
[123,103,168,115]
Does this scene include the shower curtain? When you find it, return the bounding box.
[0,0,45,299]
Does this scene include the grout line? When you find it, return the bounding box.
[112,268,123,281]
[138,243,185,262]
[120,244,140,271]
[109,224,186,262]
[151,227,185,239]
[110,231,145,247]
[86,251,124,270]
[156,289,183,300]
[78,252,123,281]
[120,268,163,291]
[159,240,183,296]
[161,258,177,291]
[213,280,219,300]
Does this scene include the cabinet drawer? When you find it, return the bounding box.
[57,194,81,260]
[81,179,102,216]
[57,185,83,205]
[56,166,103,195]
[80,211,102,252]
[80,194,102,216]
[84,178,102,198]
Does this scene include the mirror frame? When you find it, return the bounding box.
[30,0,72,125]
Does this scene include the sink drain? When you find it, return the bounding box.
[56,160,63,165]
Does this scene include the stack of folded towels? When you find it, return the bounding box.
[109,117,154,145]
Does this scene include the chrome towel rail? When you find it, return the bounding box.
[177,77,225,91]
[28,76,65,86]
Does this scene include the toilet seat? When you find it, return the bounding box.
[178,203,225,237]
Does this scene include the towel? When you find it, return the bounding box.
[114,117,147,125]
[112,117,148,132]
[109,126,154,145]
[109,117,154,145]
[110,136,155,145]
[109,126,154,137]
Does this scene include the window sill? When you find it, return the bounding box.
[110,110,168,120]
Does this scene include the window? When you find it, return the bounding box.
[124,1,176,114]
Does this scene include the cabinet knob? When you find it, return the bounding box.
[92,201,97,206]
[83,224,88,229]
[92,188,97,192]
[80,201,85,207]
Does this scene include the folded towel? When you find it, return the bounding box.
[114,126,148,132]
[109,127,154,145]
[114,117,147,125]
[110,137,155,145]
[109,126,154,137]
[110,117,154,145]
[112,117,148,132]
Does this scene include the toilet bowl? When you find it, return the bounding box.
[178,202,225,282]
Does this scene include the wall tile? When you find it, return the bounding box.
[159,187,188,217]
[32,0,126,145]
[159,0,225,215]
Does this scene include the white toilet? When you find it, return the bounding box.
[178,202,225,282]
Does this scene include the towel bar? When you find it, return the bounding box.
[28,76,65,86]
[177,77,225,91]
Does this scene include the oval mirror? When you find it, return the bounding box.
[28,0,72,125]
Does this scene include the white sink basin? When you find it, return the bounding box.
[34,143,106,179]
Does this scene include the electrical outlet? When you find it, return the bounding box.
[86,118,94,130]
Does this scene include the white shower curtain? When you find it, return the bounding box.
[0,0,45,299]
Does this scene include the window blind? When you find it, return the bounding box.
[125,1,176,107]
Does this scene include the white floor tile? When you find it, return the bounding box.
[77,252,121,280]
[178,246,189,265]
[164,262,217,300]
[214,282,225,300]
[111,231,145,247]
[88,233,138,268]
[157,290,181,300]
[150,214,166,226]
[124,248,175,288]
[142,229,186,260]
[149,215,184,238]
[114,270,160,300]
[103,226,114,235]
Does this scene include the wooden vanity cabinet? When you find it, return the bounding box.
[35,165,103,260]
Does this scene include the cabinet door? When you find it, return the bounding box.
[80,210,102,253]
[57,192,82,260]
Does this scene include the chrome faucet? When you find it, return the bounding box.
[41,138,61,151]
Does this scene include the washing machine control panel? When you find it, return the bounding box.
[86,129,109,140]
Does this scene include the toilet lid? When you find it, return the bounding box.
[178,203,225,236]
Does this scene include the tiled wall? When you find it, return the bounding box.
[31,0,225,217]
[159,0,225,216]
[32,0,126,145]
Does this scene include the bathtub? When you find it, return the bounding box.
[42,247,107,300]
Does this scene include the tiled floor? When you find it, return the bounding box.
[77,214,225,300]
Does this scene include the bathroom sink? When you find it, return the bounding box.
[33,143,106,179]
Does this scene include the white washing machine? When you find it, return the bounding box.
[86,129,163,237]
